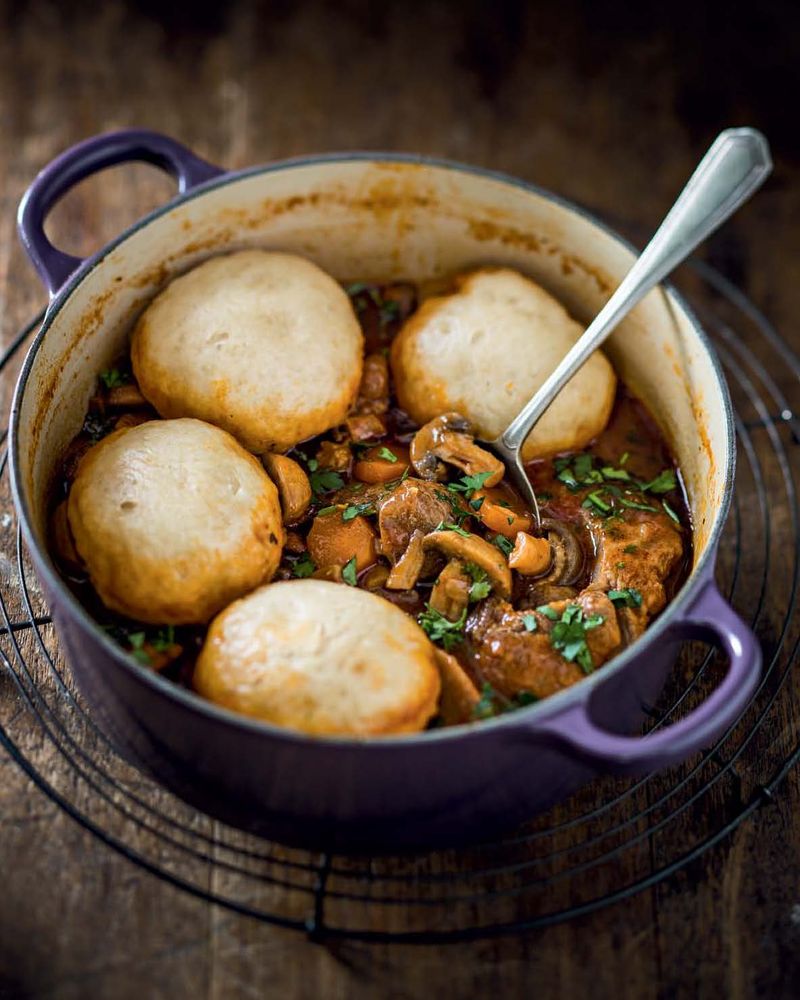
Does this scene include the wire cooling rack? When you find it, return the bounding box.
[0,258,797,943]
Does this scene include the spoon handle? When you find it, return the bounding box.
[499,127,772,454]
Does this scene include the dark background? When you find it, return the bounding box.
[0,1,798,997]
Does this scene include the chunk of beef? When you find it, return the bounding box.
[465,591,621,700]
[375,478,457,564]
[591,511,683,642]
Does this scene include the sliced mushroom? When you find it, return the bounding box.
[261,453,312,523]
[362,563,391,590]
[433,648,481,726]
[386,529,426,590]
[422,529,512,599]
[107,384,148,409]
[429,559,471,620]
[410,413,504,486]
[508,531,552,576]
[540,518,584,586]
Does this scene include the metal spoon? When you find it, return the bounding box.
[484,128,772,529]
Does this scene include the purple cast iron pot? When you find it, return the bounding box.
[10,130,761,852]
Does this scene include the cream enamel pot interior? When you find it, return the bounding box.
[9,130,761,851]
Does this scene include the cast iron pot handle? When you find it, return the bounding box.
[536,582,761,774]
[17,129,223,297]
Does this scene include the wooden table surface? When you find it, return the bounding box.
[0,1,798,996]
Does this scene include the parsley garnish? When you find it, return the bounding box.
[469,496,485,512]
[583,490,612,514]
[619,497,658,512]
[127,630,151,665]
[434,521,471,538]
[379,299,401,326]
[464,562,492,602]
[150,626,176,652]
[548,603,605,673]
[600,466,631,481]
[341,556,358,586]
[536,605,559,620]
[377,446,398,463]
[619,452,630,466]
[472,683,499,720]
[662,499,681,525]
[623,544,638,554]
[492,534,514,556]
[291,553,316,578]
[447,471,494,498]
[521,613,538,632]
[99,368,128,389]
[309,467,345,497]
[514,691,539,707]
[342,501,375,521]
[641,469,677,494]
[608,588,643,608]
[316,505,338,516]
[418,604,467,651]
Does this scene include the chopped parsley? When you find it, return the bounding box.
[447,471,495,498]
[341,556,358,586]
[536,604,559,620]
[548,603,605,673]
[379,299,401,326]
[150,626,176,652]
[608,588,643,608]
[105,624,176,665]
[342,501,375,521]
[641,468,677,494]
[619,452,630,466]
[464,562,492,602]
[469,496,486,512]
[619,497,659,512]
[434,521,471,537]
[472,684,539,720]
[377,446,398,463]
[418,604,467,651]
[472,683,499,720]
[316,505,339,516]
[521,613,538,632]
[600,466,631,481]
[127,631,148,664]
[583,490,612,514]
[662,499,681,525]
[623,543,638,555]
[309,467,345,497]
[492,533,514,556]
[291,553,316,578]
[99,368,128,389]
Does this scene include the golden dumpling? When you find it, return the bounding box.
[67,418,284,625]
[390,268,616,459]
[194,580,441,736]
[131,250,364,452]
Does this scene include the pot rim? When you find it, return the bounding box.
[9,150,736,749]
